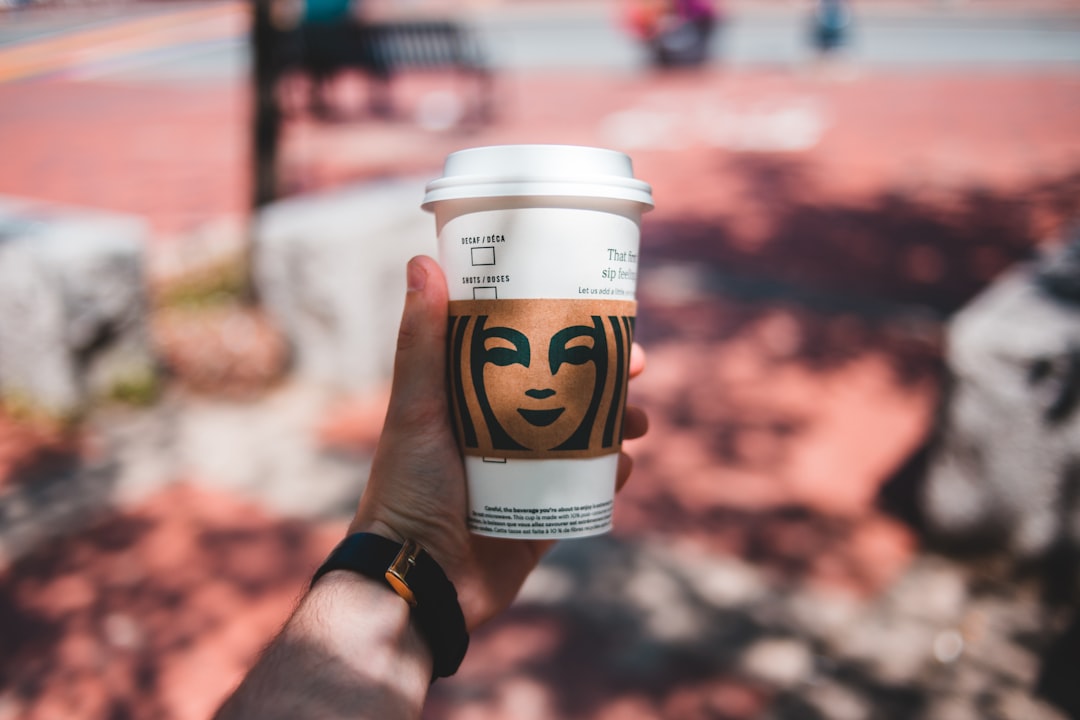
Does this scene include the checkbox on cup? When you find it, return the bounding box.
[471,247,496,266]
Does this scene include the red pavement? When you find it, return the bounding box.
[0,79,248,238]
[2,11,1080,718]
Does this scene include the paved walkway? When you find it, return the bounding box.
[1,2,1080,719]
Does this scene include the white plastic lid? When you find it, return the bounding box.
[422,144,654,210]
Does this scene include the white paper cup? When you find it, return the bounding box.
[423,144,653,539]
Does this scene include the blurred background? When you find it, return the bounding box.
[1,0,1080,718]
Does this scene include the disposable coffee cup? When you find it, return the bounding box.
[422,144,653,539]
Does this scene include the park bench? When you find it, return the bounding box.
[279,19,494,123]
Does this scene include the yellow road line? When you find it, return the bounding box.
[0,2,249,83]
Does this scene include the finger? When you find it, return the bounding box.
[384,256,450,427]
[623,405,648,440]
[630,343,646,379]
[616,452,634,492]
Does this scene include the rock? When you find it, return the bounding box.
[664,539,769,608]
[923,695,983,720]
[786,588,862,644]
[922,239,1080,565]
[994,689,1070,720]
[740,636,815,688]
[166,384,366,517]
[254,178,436,397]
[804,681,872,720]
[624,563,707,642]
[886,557,968,624]
[0,197,155,416]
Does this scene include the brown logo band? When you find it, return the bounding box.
[448,299,636,460]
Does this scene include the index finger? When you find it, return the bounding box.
[630,342,646,379]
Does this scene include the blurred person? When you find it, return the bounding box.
[213,256,648,719]
[296,0,368,118]
[622,0,724,69]
[303,0,352,23]
[810,0,852,56]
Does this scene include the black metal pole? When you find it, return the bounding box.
[252,0,280,210]
[244,0,283,303]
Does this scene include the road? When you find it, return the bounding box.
[472,4,1080,70]
[1,1,1079,84]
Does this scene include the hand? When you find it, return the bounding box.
[349,255,648,630]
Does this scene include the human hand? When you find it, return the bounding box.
[349,255,648,630]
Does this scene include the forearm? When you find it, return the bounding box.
[214,571,434,720]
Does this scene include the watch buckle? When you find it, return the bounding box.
[385,538,421,607]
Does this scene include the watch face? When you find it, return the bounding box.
[385,538,422,607]
[385,570,418,606]
[449,299,635,460]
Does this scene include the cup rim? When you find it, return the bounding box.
[422,177,654,210]
[422,144,654,210]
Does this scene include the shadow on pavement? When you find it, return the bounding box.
[0,484,339,719]
[3,157,1080,719]
[642,158,1080,328]
[423,161,1080,719]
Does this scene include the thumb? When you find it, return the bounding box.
[384,255,450,427]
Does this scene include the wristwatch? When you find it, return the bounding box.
[310,533,470,679]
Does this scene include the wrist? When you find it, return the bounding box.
[348,517,406,545]
[301,571,434,676]
[214,572,433,720]
[348,515,465,580]
[311,533,470,679]
[233,570,433,720]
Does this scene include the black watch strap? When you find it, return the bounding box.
[310,533,470,679]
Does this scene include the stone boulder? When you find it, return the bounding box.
[253,178,436,396]
[0,197,155,416]
[922,238,1080,564]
